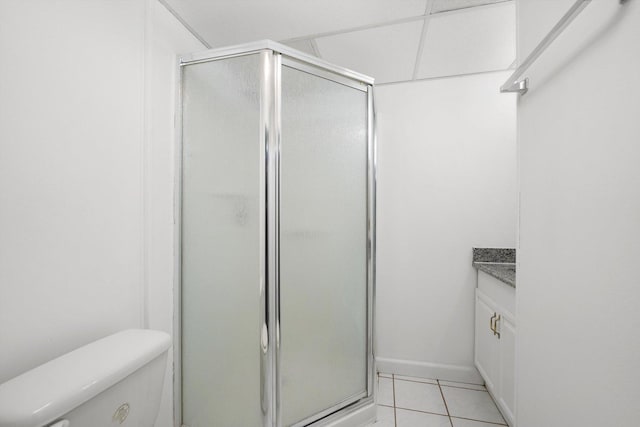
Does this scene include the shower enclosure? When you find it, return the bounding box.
[176,40,376,427]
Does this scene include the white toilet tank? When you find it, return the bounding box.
[0,329,171,427]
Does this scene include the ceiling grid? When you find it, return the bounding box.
[411,0,436,81]
[159,0,516,85]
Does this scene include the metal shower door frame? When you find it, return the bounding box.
[175,40,376,427]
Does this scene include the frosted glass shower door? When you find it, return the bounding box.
[181,54,263,427]
[279,65,369,426]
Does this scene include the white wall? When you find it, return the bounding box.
[144,2,205,426]
[0,1,203,425]
[375,72,517,382]
[516,0,640,426]
[0,0,146,382]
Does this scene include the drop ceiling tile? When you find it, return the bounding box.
[163,0,428,48]
[431,0,511,14]
[417,2,515,79]
[316,20,424,84]
[282,39,318,57]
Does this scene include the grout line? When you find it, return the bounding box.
[393,377,438,385]
[392,374,397,427]
[394,406,448,417]
[386,375,505,426]
[438,379,486,386]
[437,379,454,427]
[389,374,485,388]
[440,384,489,392]
[450,415,508,426]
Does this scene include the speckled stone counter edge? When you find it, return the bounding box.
[474,263,516,288]
[472,247,516,263]
[472,247,516,288]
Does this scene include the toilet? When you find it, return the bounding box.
[0,329,171,427]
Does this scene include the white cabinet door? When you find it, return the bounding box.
[498,314,516,426]
[475,277,516,426]
[475,290,499,393]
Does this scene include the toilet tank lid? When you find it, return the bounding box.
[0,329,171,427]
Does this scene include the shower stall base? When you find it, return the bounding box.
[175,40,376,427]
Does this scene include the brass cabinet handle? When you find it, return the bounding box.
[495,314,501,339]
[490,313,496,334]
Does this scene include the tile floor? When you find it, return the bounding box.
[371,373,507,427]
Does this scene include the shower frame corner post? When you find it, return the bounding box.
[367,84,377,400]
[173,56,185,427]
[175,40,376,427]
[261,48,282,427]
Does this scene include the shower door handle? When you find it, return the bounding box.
[261,323,269,353]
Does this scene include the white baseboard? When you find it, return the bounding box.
[376,357,483,384]
[319,399,376,427]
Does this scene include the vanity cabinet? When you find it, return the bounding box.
[475,292,499,392]
[475,271,516,426]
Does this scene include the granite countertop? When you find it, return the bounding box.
[473,262,516,288]
[472,248,516,288]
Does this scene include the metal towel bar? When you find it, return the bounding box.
[501,0,592,95]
